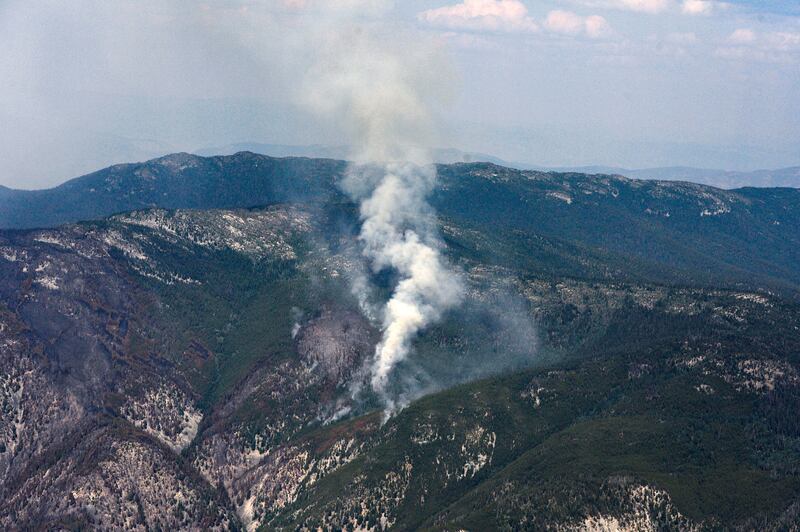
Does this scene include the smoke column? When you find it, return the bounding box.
[353,162,463,411]
[302,8,463,413]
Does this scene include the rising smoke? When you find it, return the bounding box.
[302,6,463,414]
[353,163,463,410]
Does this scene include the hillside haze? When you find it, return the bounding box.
[193,143,800,189]
[579,165,800,190]
[2,152,799,295]
[1,153,800,529]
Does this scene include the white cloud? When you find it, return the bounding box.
[665,32,699,44]
[716,29,800,63]
[281,0,391,11]
[681,0,710,14]
[572,0,672,14]
[727,29,800,49]
[767,32,800,51]
[439,31,504,51]
[545,10,612,38]
[616,0,671,12]
[544,10,584,34]
[585,15,613,38]
[681,0,727,15]
[573,0,725,15]
[728,28,756,44]
[418,0,538,33]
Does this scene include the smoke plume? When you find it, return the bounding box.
[302,8,463,413]
[354,163,463,406]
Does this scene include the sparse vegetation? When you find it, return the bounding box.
[0,157,798,529]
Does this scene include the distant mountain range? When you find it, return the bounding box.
[543,164,800,190]
[195,142,509,167]
[2,151,799,296]
[197,142,800,189]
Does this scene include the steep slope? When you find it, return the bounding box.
[0,219,240,528]
[1,197,799,529]
[279,290,800,530]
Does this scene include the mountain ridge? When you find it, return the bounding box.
[2,151,798,228]
[2,152,799,299]
[192,143,800,189]
[0,152,346,230]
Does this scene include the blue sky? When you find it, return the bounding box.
[0,0,798,188]
[728,0,800,15]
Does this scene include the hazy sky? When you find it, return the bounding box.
[1,0,799,188]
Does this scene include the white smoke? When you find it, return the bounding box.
[355,163,464,403]
[301,8,463,414]
[355,163,464,416]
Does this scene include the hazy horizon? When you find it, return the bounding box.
[3,139,799,192]
[2,0,799,188]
